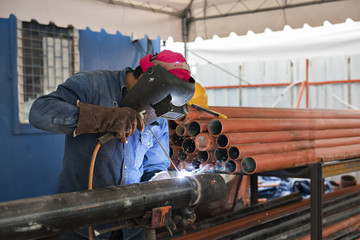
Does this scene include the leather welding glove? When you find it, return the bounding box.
[74,101,144,143]
[170,206,197,231]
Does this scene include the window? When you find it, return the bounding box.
[17,20,79,123]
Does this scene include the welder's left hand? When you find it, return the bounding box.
[169,206,197,231]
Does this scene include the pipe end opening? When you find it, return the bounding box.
[208,119,222,135]
[176,125,186,136]
[188,121,200,137]
[195,135,208,150]
[183,138,196,154]
[225,160,237,173]
[228,147,240,160]
[198,151,208,162]
[241,157,256,174]
[214,148,228,161]
[216,134,228,148]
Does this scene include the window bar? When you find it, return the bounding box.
[52,24,57,90]
[30,22,35,100]
[60,27,64,86]
[45,25,49,94]
[37,22,43,98]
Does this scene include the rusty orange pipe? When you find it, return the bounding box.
[175,124,188,136]
[210,106,360,118]
[298,213,360,240]
[176,106,360,125]
[216,128,360,148]
[228,136,360,161]
[197,150,216,163]
[208,118,360,136]
[182,137,196,154]
[195,133,218,151]
[224,160,242,174]
[172,133,186,147]
[187,120,209,137]
[175,108,215,125]
[296,81,306,108]
[203,79,360,89]
[170,146,180,159]
[241,143,360,174]
[174,185,360,240]
[214,147,229,161]
[188,106,360,121]
[178,148,188,161]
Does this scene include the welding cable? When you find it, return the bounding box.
[88,142,101,240]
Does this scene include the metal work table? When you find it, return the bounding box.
[250,158,360,239]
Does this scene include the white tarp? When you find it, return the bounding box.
[1,0,360,41]
[164,20,360,64]
[188,0,360,40]
[0,0,183,40]
[162,20,360,110]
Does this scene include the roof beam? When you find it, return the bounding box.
[190,0,345,22]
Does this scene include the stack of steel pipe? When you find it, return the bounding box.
[162,184,360,240]
[169,106,360,174]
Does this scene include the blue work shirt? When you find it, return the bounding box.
[29,68,170,239]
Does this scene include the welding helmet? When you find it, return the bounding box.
[188,82,209,108]
[120,51,195,123]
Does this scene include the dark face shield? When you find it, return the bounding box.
[121,65,196,124]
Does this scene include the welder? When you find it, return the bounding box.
[29,50,195,240]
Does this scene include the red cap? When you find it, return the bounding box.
[140,50,191,82]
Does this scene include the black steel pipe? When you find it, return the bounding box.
[0,174,226,240]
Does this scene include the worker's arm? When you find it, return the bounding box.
[29,72,92,135]
[141,118,171,181]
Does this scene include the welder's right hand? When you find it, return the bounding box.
[74,101,144,143]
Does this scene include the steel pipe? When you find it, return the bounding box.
[195,133,217,151]
[187,120,209,137]
[175,109,214,125]
[228,137,360,161]
[0,174,227,240]
[209,106,360,119]
[172,133,186,147]
[214,147,229,161]
[241,143,360,174]
[198,150,216,163]
[177,107,360,125]
[208,118,360,136]
[321,213,360,239]
[182,137,196,154]
[170,146,180,160]
[224,160,242,174]
[178,148,188,161]
[175,124,188,136]
[168,120,178,130]
[216,128,360,148]
[172,185,360,240]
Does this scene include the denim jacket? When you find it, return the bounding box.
[29,68,170,194]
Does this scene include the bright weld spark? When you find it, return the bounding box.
[178,170,194,179]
